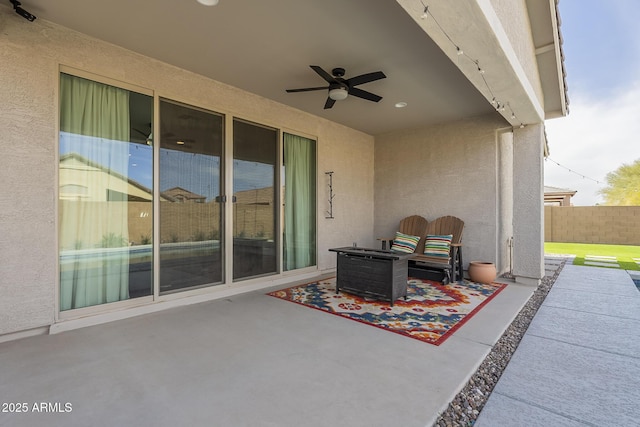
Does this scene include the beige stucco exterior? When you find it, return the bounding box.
[490,0,544,105]
[374,114,509,271]
[0,0,565,339]
[0,13,374,336]
[513,123,546,284]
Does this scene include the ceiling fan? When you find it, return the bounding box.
[286,65,386,109]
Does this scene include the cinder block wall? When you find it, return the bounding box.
[545,206,640,245]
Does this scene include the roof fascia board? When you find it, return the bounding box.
[545,0,568,117]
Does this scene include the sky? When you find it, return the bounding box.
[544,0,640,205]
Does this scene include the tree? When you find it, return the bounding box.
[599,158,640,205]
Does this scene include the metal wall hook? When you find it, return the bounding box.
[325,171,335,219]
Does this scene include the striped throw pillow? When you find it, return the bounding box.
[391,232,420,253]
[424,234,453,257]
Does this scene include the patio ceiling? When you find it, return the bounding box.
[22,0,500,136]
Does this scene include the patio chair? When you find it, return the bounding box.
[410,215,464,284]
[378,215,429,251]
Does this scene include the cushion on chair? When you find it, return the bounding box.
[391,231,421,253]
[424,234,453,257]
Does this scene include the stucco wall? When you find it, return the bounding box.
[489,0,544,105]
[374,114,508,272]
[545,206,640,245]
[0,9,374,335]
[497,130,515,273]
[513,123,544,283]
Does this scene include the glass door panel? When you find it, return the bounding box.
[59,73,153,311]
[233,119,277,280]
[159,99,224,293]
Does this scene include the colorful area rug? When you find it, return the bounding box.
[268,277,507,346]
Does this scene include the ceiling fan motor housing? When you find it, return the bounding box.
[329,82,349,91]
[331,68,346,78]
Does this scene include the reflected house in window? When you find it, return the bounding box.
[59,153,156,203]
[162,187,206,203]
[59,152,170,248]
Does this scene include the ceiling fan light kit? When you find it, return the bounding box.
[328,87,348,101]
[286,65,386,109]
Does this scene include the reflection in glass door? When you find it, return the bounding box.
[58,73,154,311]
[233,119,277,280]
[159,99,224,293]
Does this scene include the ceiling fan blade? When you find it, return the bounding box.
[133,128,149,138]
[346,71,386,87]
[286,86,329,93]
[324,97,336,109]
[349,87,382,103]
[310,65,336,83]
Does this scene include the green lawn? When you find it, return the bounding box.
[544,242,640,271]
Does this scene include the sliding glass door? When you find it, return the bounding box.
[233,119,277,280]
[159,99,224,293]
[59,73,318,314]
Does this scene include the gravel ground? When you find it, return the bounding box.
[433,259,567,427]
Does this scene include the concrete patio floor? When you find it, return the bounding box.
[0,271,536,427]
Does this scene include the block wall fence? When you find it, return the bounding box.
[544,206,640,245]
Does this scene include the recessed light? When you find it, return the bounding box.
[197,0,219,5]
[395,102,407,108]
[177,141,185,145]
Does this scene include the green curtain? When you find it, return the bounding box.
[59,73,131,310]
[283,133,316,270]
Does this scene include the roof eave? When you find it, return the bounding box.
[531,0,570,119]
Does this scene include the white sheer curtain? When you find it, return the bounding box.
[59,73,131,310]
[283,133,316,270]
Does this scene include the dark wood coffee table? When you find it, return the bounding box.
[329,247,413,306]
